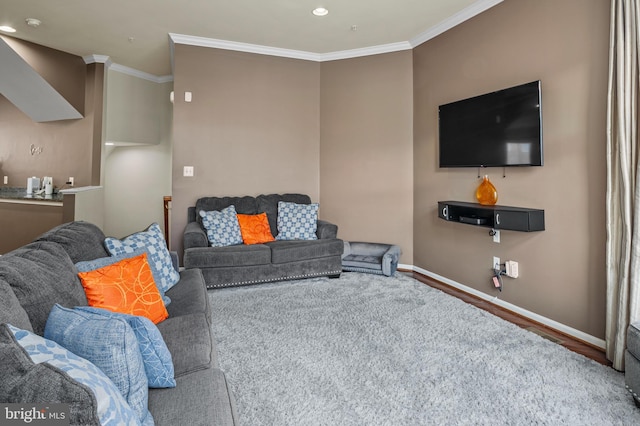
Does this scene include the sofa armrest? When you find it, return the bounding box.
[184,222,209,249]
[382,245,402,277]
[169,251,179,272]
[316,220,338,239]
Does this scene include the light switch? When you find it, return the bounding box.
[185,92,192,102]
[183,166,194,177]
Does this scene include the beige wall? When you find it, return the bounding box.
[171,46,321,255]
[103,69,173,238]
[320,51,414,263]
[0,54,104,189]
[413,0,610,338]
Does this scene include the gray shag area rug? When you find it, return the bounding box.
[209,273,640,425]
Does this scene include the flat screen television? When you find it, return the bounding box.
[438,80,543,168]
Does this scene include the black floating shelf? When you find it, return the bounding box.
[438,201,544,232]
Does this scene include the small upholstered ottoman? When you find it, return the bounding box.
[341,241,401,277]
[626,322,640,407]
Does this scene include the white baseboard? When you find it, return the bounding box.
[398,264,606,350]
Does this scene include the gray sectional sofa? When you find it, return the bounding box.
[0,221,237,426]
[183,193,344,288]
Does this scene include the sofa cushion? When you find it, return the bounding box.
[184,245,271,269]
[34,221,109,263]
[77,253,169,324]
[237,213,275,245]
[0,241,88,336]
[44,305,152,425]
[1,323,138,425]
[104,222,180,294]
[165,269,209,319]
[269,239,345,264]
[0,278,33,332]
[148,367,237,426]
[276,201,319,241]
[200,206,244,247]
[256,193,311,236]
[76,307,176,389]
[156,313,213,377]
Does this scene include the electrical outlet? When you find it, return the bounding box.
[183,166,194,177]
[493,229,500,243]
[493,256,500,271]
[3,176,7,185]
[506,260,519,278]
[68,177,74,187]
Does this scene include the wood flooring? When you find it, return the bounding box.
[403,270,611,367]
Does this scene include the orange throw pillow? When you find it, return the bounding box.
[236,213,275,245]
[77,253,169,324]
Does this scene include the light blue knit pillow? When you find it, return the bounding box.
[76,306,176,389]
[199,205,244,247]
[104,223,179,294]
[7,324,140,426]
[44,305,153,426]
[276,201,319,241]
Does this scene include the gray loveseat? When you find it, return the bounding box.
[0,221,237,426]
[626,322,640,407]
[183,193,344,289]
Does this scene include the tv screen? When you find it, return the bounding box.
[438,80,543,168]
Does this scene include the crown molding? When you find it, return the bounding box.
[108,63,173,84]
[83,54,172,83]
[83,54,111,67]
[169,33,323,62]
[320,41,412,62]
[169,33,412,63]
[410,0,504,47]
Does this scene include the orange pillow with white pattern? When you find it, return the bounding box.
[77,253,168,324]
[236,213,275,245]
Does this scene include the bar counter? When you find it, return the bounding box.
[0,187,64,205]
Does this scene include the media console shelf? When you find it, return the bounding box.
[438,201,544,232]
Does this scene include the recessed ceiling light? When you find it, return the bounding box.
[25,18,41,28]
[312,7,329,17]
[0,25,17,33]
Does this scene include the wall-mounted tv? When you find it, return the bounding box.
[438,80,543,168]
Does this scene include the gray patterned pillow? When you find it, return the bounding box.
[104,223,179,294]
[276,201,319,241]
[199,205,244,247]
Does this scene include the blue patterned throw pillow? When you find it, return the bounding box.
[276,201,319,240]
[76,250,171,307]
[44,305,153,426]
[199,205,244,247]
[76,306,176,389]
[6,324,140,426]
[104,223,179,294]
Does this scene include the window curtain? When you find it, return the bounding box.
[606,0,640,371]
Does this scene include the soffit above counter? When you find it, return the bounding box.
[0,36,83,122]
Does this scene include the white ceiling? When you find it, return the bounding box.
[0,0,501,77]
